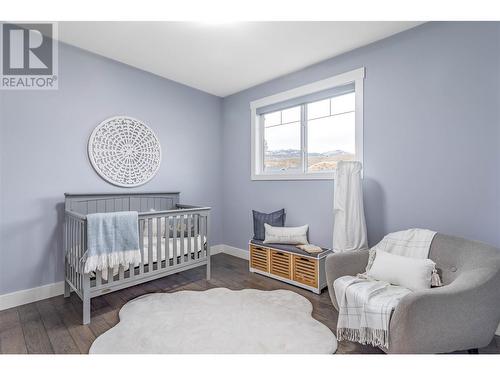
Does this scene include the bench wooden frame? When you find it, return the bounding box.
[249,242,331,294]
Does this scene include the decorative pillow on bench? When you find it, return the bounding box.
[263,223,309,245]
[252,209,285,241]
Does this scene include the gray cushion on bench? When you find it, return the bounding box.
[250,239,330,259]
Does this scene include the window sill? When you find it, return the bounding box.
[251,172,335,181]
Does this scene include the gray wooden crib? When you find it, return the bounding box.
[64,192,211,324]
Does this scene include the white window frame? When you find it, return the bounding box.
[250,67,365,181]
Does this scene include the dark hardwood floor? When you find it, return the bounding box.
[1,253,499,354]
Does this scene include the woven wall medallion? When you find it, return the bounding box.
[88,116,162,187]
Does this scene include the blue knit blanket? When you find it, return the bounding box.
[84,211,141,275]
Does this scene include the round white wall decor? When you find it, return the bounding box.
[88,116,162,187]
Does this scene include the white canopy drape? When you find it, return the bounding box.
[332,161,368,252]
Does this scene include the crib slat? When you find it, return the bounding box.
[74,218,78,288]
[187,215,192,261]
[64,217,68,287]
[88,200,97,214]
[68,218,72,285]
[180,215,185,264]
[128,253,135,279]
[108,265,114,284]
[83,220,86,290]
[68,218,72,287]
[68,218,71,285]
[194,214,199,259]
[97,199,105,213]
[157,217,162,270]
[96,270,102,287]
[76,218,80,288]
[172,216,177,265]
[82,220,86,291]
[129,219,141,279]
[71,218,76,287]
[70,218,73,285]
[68,218,71,286]
[77,221,82,291]
[77,218,81,288]
[77,220,81,274]
[153,198,159,210]
[200,215,205,259]
[105,199,114,212]
[76,220,79,290]
[165,217,171,267]
[69,218,75,285]
[140,197,147,212]
[148,218,153,273]
[119,265,124,281]
[139,219,145,275]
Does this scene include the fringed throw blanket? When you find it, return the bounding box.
[334,275,411,349]
[366,228,441,287]
[335,228,439,349]
[366,228,437,271]
[84,211,141,280]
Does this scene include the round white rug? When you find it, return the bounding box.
[90,288,337,354]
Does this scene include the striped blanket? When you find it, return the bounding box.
[335,229,437,349]
[334,276,411,349]
[366,228,437,271]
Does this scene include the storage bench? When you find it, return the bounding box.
[249,240,332,294]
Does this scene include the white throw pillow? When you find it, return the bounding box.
[263,224,309,245]
[367,250,435,291]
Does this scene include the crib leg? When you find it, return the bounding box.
[82,296,91,325]
[206,261,211,281]
[64,280,71,298]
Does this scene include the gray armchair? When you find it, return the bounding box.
[325,233,500,354]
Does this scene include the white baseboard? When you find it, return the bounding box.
[211,244,249,260]
[0,244,248,311]
[0,281,64,311]
[210,244,225,255]
[223,245,249,260]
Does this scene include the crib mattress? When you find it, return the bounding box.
[99,235,206,278]
[70,235,206,278]
[141,235,205,264]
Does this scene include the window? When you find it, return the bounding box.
[263,106,301,172]
[251,68,364,180]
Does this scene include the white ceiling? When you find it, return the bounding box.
[58,22,422,97]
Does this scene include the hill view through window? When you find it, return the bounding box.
[262,92,355,173]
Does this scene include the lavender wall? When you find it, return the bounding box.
[221,22,500,251]
[1,21,499,297]
[0,43,223,295]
